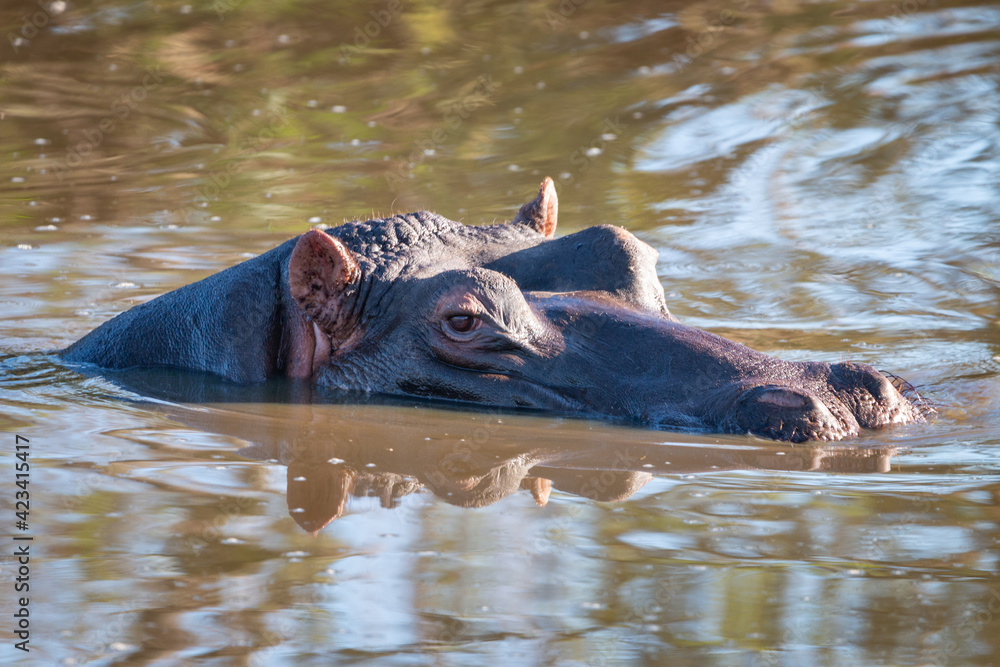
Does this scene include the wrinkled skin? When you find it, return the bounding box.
[63,178,929,442]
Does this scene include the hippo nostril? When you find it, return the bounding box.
[829,361,923,427]
[757,388,810,409]
[730,385,856,443]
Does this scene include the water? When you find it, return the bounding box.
[1,0,999,664]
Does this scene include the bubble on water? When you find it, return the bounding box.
[307,100,318,108]
[293,476,307,481]
[35,225,58,232]
[11,176,24,183]
[508,164,521,172]
[17,244,34,250]
[277,34,292,45]
[328,457,344,464]
[80,214,94,221]
[331,105,347,113]
[221,537,243,545]
[110,281,140,289]
[308,216,322,224]
[601,133,617,141]
[209,216,221,222]
[34,138,49,146]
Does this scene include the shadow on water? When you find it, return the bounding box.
[86,365,905,534]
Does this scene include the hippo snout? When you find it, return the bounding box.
[721,362,928,442]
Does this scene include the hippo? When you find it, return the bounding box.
[62,178,930,442]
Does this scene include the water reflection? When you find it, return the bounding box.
[95,367,904,533]
[2,0,1000,663]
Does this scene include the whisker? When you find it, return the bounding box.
[879,370,937,417]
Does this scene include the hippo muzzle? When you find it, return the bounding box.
[488,292,930,442]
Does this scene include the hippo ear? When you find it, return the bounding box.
[512,176,558,238]
[288,229,361,332]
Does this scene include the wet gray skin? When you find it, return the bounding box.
[62,178,929,442]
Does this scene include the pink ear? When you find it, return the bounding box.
[288,230,361,332]
[512,176,558,238]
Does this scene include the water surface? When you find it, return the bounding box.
[1,0,999,664]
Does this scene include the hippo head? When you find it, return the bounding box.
[287,178,930,442]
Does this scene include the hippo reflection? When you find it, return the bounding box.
[166,399,902,535]
[63,178,930,441]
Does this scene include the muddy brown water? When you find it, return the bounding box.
[1,0,999,665]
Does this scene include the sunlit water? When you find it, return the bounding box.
[1,0,999,665]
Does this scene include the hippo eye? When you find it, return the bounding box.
[446,314,481,334]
